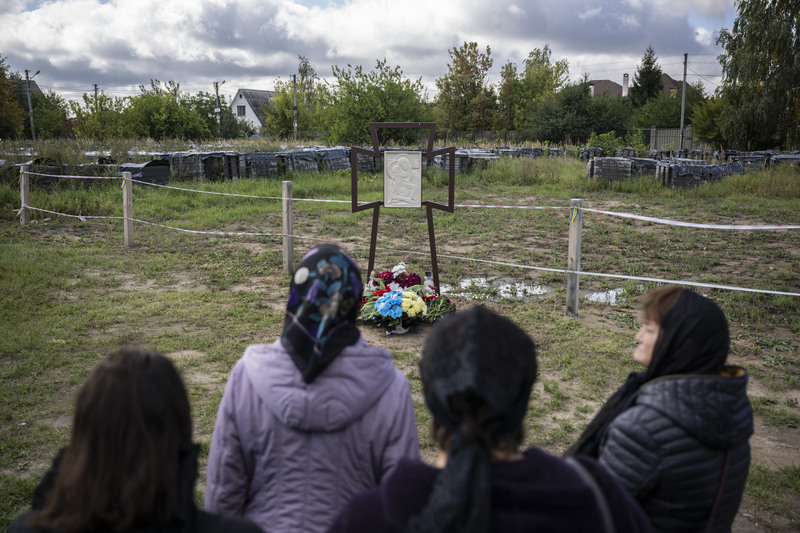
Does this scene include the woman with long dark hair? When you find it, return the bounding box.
[8,348,262,533]
[328,306,653,533]
[567,285,753,532]
[204,244,419,533]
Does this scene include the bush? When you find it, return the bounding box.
[586,131,624,155]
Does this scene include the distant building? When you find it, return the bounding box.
[587,73,684,99]
[230,89,274,130]
[14,79,44,97]
[660,73,682,98]
[588,79,623,98]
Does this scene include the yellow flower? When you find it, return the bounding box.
[401,291,427,318]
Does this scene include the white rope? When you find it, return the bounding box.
[580,207,800,230]
[128,178,351,203]
[19,204,800,297]
[21,171,799,230]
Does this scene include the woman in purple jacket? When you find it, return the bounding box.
[205,244,420,533]
[328,306,653,533]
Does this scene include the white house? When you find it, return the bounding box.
[230,89,274,130]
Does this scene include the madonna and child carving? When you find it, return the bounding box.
[384,151,422,208]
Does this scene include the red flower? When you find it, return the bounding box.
[398,273,422,288]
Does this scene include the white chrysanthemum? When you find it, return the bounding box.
[391,262,407,276]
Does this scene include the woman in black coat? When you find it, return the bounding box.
[568,285,753,532]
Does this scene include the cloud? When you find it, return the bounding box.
[694,27,715,47]
[0,0,732,100]
[619,14,640,28]
[578,7,602,20]
[652,0,732,18]
[508,4,525,17]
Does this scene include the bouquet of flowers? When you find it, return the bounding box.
[359,262,456,334]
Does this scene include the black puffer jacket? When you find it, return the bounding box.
[598,367,753,533]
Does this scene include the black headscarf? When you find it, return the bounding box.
[408,306,538,533]
[566,287,730,457]
[280,244,362,384]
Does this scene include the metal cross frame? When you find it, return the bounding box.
[350,122,455,293]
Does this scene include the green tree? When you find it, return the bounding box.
[262,79,316,138]
[31,90,69,139]
[324,59,427,145]
[717,0,800,149]
[631,94,681,128]
[631,81,704,128]
[630,45,663,108]
[297,55,318,111]
[435,42,497,132]
[691,97,726,148]
[0,56,24,138]
[69,91,127,139]
[496,45,570,131]
[122,81,210,140]
[521,45,569,102]
[262,57,324,138]
[189,91,251,139]
[496,61,523,131]
[524,82,593,144]
[588,94,631,134]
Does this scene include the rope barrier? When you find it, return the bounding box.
[580,207,800,230]
[24,171,800,231]
[456,203,569,210]
[20,204,800,298]
[25,171,120,180]
[128,178,352,204]
[26,205,123,221]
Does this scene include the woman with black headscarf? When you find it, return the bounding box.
[328,306,653,533]
[205,244,420,533]
[567,285,753,532]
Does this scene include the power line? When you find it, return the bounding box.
[688,67,721,87]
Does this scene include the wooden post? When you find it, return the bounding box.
[566,198,584,316]
[282,180,293,275]
[122,171,134,247]
[20,165,30,226]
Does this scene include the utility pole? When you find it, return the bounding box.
[94,83,98,115]
[25,69,39,141]
[292,74,298,141]
[214,80,225,136]
[679,53,687,152]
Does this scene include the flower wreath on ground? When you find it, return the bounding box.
[358,261,456,335]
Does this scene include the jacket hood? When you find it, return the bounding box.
[636,366,753,449]
[241,337,397,432]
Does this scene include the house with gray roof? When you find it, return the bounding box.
[588,79,623,97]
[587,73,684,99]
[231,89,274,130]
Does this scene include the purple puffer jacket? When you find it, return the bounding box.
[204,336,419,533]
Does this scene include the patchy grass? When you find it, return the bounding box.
[746,463,800,526]
[1,156,799,530]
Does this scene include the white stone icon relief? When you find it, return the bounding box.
[384,151,422,208]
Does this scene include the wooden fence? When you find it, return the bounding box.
[19,166,589,316]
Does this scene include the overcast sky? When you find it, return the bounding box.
[1,0,736,105]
